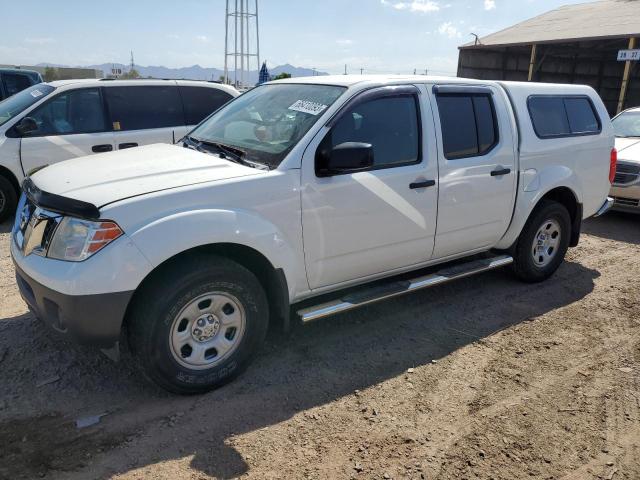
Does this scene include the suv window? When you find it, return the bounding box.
[105,86,183,131]
[436,93,498,160]
[318,95,420,170]
[2,73,32,98]
[528,96,601,138]
[29,88,107,135]
[180,86,233,125]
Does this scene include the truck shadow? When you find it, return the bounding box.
[0,219,12,234]
[583,211,640,245]
[0,259,600,479]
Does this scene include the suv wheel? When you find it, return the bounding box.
[0,175,17,223]
[513,199,571,283]
[129,253,269,394]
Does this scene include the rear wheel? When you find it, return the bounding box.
[129,253,269,394]
[513,200,571,283]
[0,175,17,223]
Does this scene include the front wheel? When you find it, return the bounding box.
[513,200,571,283]
[129,253,269,394]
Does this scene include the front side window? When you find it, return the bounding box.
[2,73,32,97]
[189,83,346,168]
[0,84,55,127]
[180,86,233,125]
[613,111,640,138]
[29,88,107,135]
[436,93,498,160]
[318,95,420,169]
[105,86,183,131]
[528,96,601,138]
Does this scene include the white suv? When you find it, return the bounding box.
[0,79,238,221]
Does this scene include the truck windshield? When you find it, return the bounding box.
[0,84,55,127]
[188,83,346,168]
[613,111,640,138]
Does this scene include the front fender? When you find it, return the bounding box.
[128,208,304,298]
[495,165,582,250]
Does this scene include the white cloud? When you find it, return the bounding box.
[336,39,354,46]
[437,22,461,39]
[381,0,440,13]
[24,37,55,45]
[484,0,496,10]
[195,35,209,43]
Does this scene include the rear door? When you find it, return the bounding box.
[430,84,517,258]
[20,87,115,174]
[103,84,185,150]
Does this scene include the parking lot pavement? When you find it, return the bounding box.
[0,213,639,480]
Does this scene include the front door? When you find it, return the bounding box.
[430,84,517,259]
[301,85,439,289]
[20,87,114,174]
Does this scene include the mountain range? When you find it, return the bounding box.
[36,63,328,83]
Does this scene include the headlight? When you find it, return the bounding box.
[48,217,123,262]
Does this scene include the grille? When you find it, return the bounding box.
[613,196,640,207]
[614,162,640,185]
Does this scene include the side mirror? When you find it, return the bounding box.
[317,142,374,177]
[15,117,38,136]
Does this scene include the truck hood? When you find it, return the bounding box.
[615,137,640,158]
[30,143,262,208]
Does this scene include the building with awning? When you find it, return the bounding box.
[457,0,640,115]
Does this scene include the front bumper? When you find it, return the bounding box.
[610,183,640,213]
[14,263,133,348]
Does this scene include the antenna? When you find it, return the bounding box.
[224,0,260,89]
[470,33,481,46]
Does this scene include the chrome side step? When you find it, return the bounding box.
[297,255,514,323]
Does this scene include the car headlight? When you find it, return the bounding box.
[48,217,123,262]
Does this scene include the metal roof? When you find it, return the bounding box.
[460,0,640,49]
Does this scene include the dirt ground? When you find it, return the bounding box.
[0,212,638,480]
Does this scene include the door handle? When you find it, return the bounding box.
[410,179,436,189]
[119,142,138,149]
[491,167,511,177]
[92,144,113,153]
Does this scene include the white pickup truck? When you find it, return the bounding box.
[11,75,615,393]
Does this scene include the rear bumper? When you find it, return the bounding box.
[14,263,132,348]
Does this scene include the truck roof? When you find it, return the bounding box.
[269,74,489,87]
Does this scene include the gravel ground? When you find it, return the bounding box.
[0,212,638,480]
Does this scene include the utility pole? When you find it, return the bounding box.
[360,68,364,75]
[344,64,347,75]
[224,0,260,89]
[130,51,135,72]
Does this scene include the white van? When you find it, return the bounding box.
[0,79,239,220]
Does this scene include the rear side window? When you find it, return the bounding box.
[436,93,498,160]
[528,96,601,138]
[180,86,233,125]
[104,86,183,131]
[28,88,107,136]
[2,73,33,97]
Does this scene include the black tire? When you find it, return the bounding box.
[513,200,571,283]
[0,175,18,223]
[128,253,269,394]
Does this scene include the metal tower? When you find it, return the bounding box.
[224,0,260,89]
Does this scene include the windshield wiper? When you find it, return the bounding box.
[190,137,269,170]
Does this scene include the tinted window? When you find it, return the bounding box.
[0,84,55,127]
[564,98,600,134]
[321,95,420,168]
[29,88,107,135]
[105,86,183,131]
[436,94,498,160]
[180,86,233,125]
[528,96,601,138]
[2,73,32,98]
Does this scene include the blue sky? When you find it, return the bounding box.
[2,0,588,75]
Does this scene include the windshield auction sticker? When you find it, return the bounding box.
[288,100,328,116]
[30,89,43,98]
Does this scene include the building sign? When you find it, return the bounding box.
[111,67,123,76]
[617,49,640,62]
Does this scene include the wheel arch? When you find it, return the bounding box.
[538,186,582,247]
[0,165,20,198]
[123,242,291,336]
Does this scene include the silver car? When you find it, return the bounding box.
[611,107,640,213]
